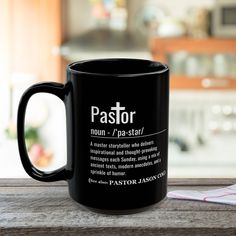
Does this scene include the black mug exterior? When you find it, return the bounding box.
[17,58,169,213]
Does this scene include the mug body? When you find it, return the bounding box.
[65,58,169,212]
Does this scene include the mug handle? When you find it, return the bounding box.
[17,82,68,182]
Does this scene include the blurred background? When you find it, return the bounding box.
[0,0,236,178]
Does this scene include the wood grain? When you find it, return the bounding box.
[0,179,235,236]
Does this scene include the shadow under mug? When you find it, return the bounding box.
[17,58,169,214]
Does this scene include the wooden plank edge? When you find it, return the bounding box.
[0,226,236,236]
[0,178,67,187]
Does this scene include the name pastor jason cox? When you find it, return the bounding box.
[109,170,166,186]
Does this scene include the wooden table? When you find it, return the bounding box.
[0,178,235,236]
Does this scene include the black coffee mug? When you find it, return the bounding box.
[17,58,169,213]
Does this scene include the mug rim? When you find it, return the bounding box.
[67,58,168,78]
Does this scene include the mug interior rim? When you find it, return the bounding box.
[67,58,168,77]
